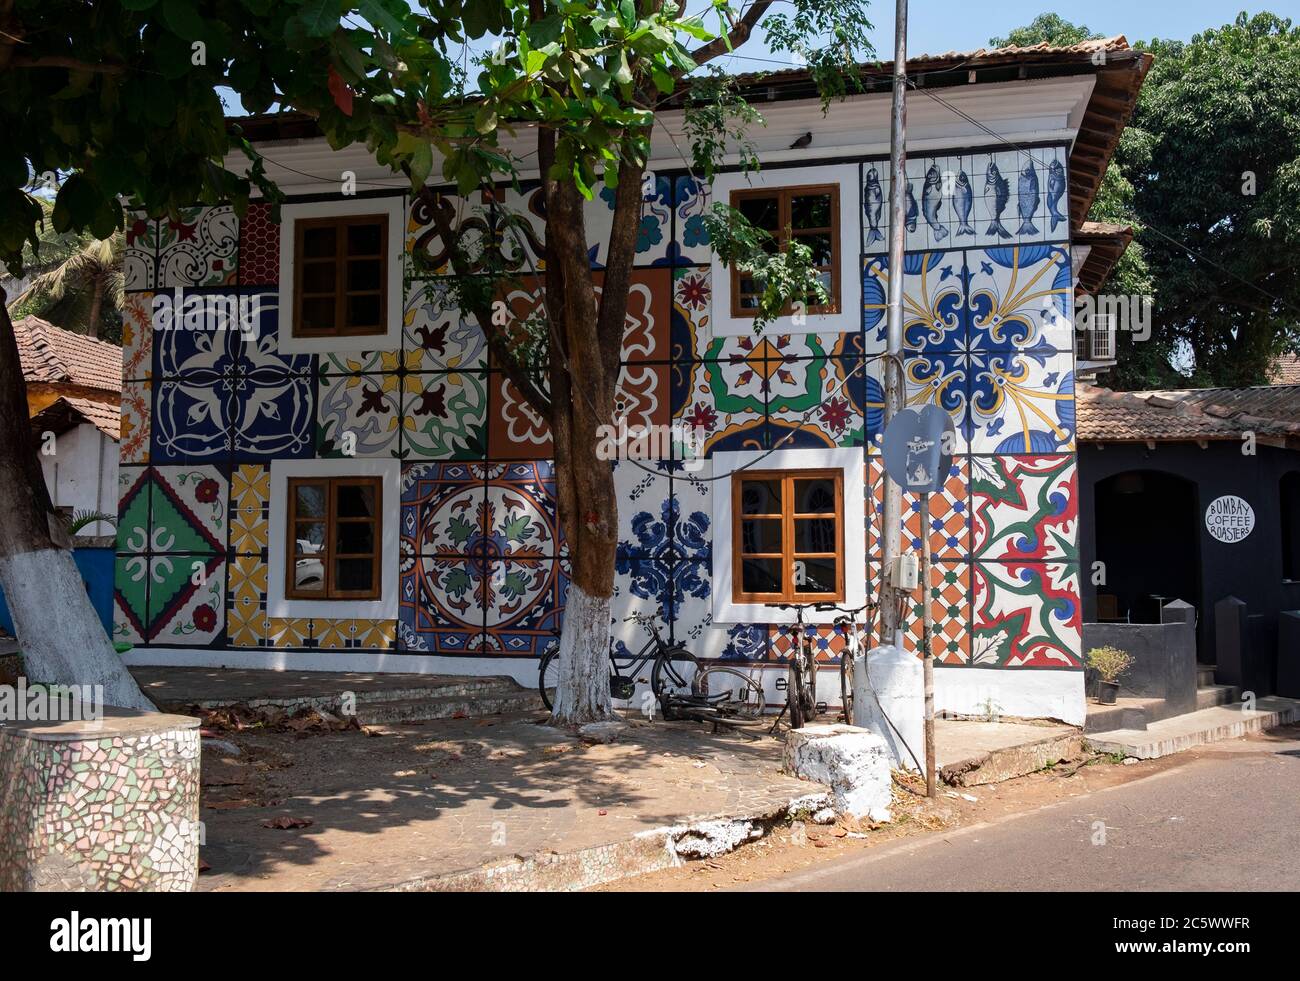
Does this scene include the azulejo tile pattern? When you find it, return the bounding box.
[118,147,1081,678]
[237,202,279,286]
[114,465,227,645]
[862,146,1070,255]
[971,454,1077,562]
[152,290,315,463]
[971,561,1082,667]
[400,461,566,656]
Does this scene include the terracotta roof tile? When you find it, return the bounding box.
[1077,384,1300,444]
[12,315,122,393]
[1270,354,1300,385]
[28,394,121,441]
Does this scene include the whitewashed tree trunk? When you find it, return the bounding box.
[0,549,154,711]
[549,582,614,726]
[0,291,154,712]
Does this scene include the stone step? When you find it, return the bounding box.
[1196,684,1239,710]
[1197,665,1218,687]
[1087,696,1300,760]
[354,689,546,725]
[1083,695,1162,734]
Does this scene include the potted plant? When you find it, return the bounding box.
[1086,645,1134,705]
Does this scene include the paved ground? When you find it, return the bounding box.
[132,666,494,706]
[753,726,1300,891]
[197,711,816,891]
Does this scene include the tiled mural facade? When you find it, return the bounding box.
[114,142,1081,673]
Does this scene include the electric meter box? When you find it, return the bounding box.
[889,553,919,590]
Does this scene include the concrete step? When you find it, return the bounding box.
[1087,696,1300,760]
[352,676,521,705]
[1197,665,1218,687]
[1084,695,1162,734]
[354,689,545,725]
[1196,684,1239,710]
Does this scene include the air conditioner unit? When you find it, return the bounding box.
[1076,314,1117,362]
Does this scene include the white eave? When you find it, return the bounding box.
[225,74,1097,194]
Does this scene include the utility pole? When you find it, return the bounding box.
[871,0,933,795]
[878,0,908,656]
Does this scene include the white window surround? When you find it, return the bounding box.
[709,163,861,337]
[276,194,406,355]
[266,457,400,620]
[710,447,866,625]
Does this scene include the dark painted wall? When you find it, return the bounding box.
[1079,441,1300,666]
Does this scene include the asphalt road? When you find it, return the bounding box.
[757,730,1300,891]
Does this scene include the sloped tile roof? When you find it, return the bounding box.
[1078,384,1300,445]
[13,315,122,393]
[28,394,121,441]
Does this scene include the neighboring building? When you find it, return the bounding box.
[1270,353,1300,386]
[14,315,123,534]
[113,38,1153,726]
[1076,383,1300,668]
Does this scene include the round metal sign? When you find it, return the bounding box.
[881,405,956,494]
[1204,495,1254,543]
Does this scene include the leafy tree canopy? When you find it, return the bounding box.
[996,11,1300,389]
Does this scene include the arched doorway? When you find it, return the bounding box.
[1094,469,1201,629]
[1281,471,1300,582]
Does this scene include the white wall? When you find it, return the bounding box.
[40,423,117,536]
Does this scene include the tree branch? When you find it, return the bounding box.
[424,192,554,423]
[686,1,773,71]
[9,55,126,74]
[595,153,646,386]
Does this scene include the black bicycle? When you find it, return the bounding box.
[537,612,698,711]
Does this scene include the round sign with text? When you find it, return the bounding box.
[1204,495,1254,543]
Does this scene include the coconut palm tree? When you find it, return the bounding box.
[6,200,125,341]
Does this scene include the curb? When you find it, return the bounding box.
[372,792,834,893]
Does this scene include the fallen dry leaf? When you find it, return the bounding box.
[262,816,314,830]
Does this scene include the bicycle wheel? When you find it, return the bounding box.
[650,644,699,699]
[840,652,853,724]
[787,658,805,729]
[692,666,766,720]
[802,646,819,721]
[537,642,560,711]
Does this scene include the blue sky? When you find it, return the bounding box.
[222,4,1300,115]
[724,2,1300,71]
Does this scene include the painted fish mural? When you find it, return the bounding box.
[984,162,1011,239]
[1047,158,1067,232]
[864,166,884,245]
[954,170,975,237]
[921,164,948,240]
[1017,160,1040,236]
[905,181,918,232]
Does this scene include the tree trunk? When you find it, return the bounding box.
[0,291,153,711]
[543,170,619,727]
[86,275,104,340]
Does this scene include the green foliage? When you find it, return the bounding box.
[4,0,875,341]
[701,203,829,333]
[998,12,1300,390]
[63,510,119,535]
[682,69,763,183]
[761,0,874,110]
[1123,12,1300,388]
[990,14,1102,48]
[1085,645,1133,683]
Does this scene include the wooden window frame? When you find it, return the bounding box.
[285,476,383,601]
[731,469,844,604]
[728,183,841,320]
[292,214,390,338]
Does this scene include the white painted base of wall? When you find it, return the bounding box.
[934,667,1086,727]
[124,649,1087,725]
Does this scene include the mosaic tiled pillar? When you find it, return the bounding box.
[0,712,200,891]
